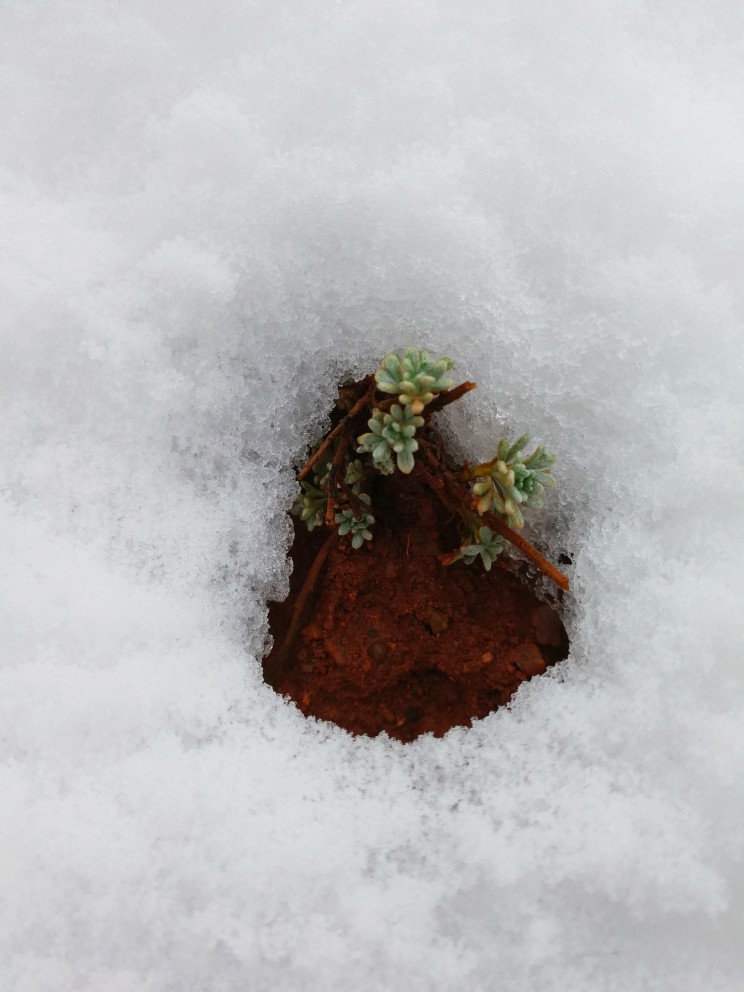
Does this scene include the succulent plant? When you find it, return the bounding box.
[344,458,365,488]
[335,494,375,549]
[355,410,395,474]
[455,526,505,571]
[290,348,566,589]
[374,348,454,415]
[383,403,424,473]
[356,403,424,474]
[291,480,326,530]
[471,434,556,530]
[313,456,333,489]
[305,436,335,488]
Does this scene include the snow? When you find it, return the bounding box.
[2,1,743,988]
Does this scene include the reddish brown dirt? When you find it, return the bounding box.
[264,471,569,743]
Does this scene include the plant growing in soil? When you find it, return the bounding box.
[290,347,568,590]
[266,349,571,740]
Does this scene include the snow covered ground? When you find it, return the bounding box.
[2,1,743,989]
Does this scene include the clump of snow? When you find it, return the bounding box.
[2,1,743,989]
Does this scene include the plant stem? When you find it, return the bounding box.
[476,509,570,591]
[460,454,501,481]
[425,381,477,415]
[297,377,374,481]
[324,429,360,525]
[263,530,339,687]
[418,440,569,591]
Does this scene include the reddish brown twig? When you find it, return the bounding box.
[324,427,361,525]
[297,378,375,482]
[263,530,339,687]
[425,381,477,415]
[417,441,569,591]
[475,510,570,591]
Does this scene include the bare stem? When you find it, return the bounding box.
[473,510,569,591]
[297,378,374,482]
[263,530,339,687]
[325,428,357,525]
[425,381,477,415]
[418,442,569,591]
[460,453,501,481]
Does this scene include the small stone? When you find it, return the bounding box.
[513,643,547,677]
[326,640,349,666]
[481,651,493,664]
[428,609,449,634]
[367,640,388,663]
[532,605,565,648]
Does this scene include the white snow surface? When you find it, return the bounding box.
[2,1,744,989]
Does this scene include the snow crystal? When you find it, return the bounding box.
[2,0,743,989]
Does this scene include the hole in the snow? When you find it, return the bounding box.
[262,369,571,743]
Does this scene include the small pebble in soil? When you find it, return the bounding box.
[532,604,566,647]
[326,640,349,666]
[512,643,548,677]
[367,640,388,662]
[427,609,449,634]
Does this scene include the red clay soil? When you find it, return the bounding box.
[264,470,569,743]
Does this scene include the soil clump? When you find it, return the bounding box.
[264,470,569,743]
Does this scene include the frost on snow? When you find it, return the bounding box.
[1,1,743,990]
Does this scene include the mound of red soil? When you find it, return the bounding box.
[264,471,569,743]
